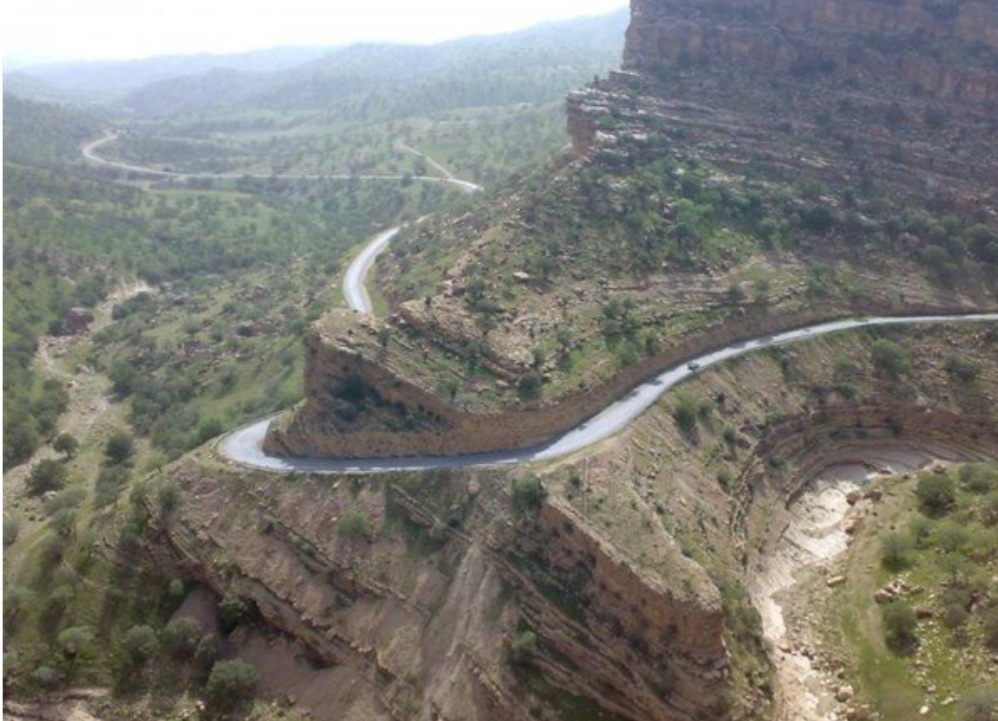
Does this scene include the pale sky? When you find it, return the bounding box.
[4,0,628,66]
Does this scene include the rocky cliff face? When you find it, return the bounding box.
[159,463,731,721]
[185,325,998,721]
[570,0,998,214]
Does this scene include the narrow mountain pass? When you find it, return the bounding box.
[218,313,998,473]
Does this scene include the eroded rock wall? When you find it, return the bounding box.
[160,466,730,721]
[266,298,977,459]
[570,0,998,211]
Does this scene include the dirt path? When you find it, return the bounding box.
[752,447,939,721]
[3,282,152,501]
[3,689,107,721]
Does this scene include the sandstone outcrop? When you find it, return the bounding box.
[159,463,730,721]
[569,0,998,215]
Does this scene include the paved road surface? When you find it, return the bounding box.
[81,134,483,193]
[218,313,998,473]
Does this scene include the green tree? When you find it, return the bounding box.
[517,372,543,401]
[161,617,202,658]
[27,459,68,496]
[104,430,135,466]
[916,472,956,517]
[124,624,159,663]
[203,660,258,718]
[870,339,911,380]
[511,475,547,517]
[53,432,79,459]
[31,665,61,691]
[219,596,250,632]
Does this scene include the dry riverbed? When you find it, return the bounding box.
[752,446,946,721]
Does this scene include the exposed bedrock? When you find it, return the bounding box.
[160,463,729,721]
[264,300,983,460]
[569,0,998,214]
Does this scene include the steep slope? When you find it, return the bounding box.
[268,0,998,461]
[152,324,998,721]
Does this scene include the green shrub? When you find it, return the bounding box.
[880,532,914,571]
[124,624,159,663]
[908,516,934,548]
[104,430,135,466]
[511,475,547,517]
[882,601,918,654]
[94,465,129,507]
[672,392,698,436]
[337,512,368,540]
[57,626,94,659]
[870,339,912,380]
[956,689,998,721]
[916,472,956,517]
[31,665,61,691]
[984,608,998,650]
[717,469,734,492]
[960,464,997,494]
[219,596,250,631]
[934,521,970,553]
[980,491,998,528]
[203,660,258,717]
[27,459,67,496]
[510,630,538,667]
[517,372,543,401]
[161,617,202,658]
[53,432,79,459]
[3,516,22,548]
[945,356,982,383]
[194,635,221,682]
[941,601,969,631]
[157,481,181,518]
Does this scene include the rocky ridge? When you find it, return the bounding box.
[570,0,998,210]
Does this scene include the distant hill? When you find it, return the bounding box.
[6,9,628,118]
[2,93,102,165]
[3,45,334,102]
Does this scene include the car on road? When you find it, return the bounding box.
[687,361,700,371]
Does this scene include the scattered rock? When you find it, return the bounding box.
[836,685,855,703]
[826,575,847,588]
[919,704,930,715]
[846,490,862,505]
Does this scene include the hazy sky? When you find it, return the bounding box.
[4,0,628,66]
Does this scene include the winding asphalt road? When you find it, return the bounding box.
[342,227,401,314]
[83,134,997,474]
[82,134,483,193]
[219,313,998,473]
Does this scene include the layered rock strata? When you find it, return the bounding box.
[569,0,998,215]
[161,465,729,721]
